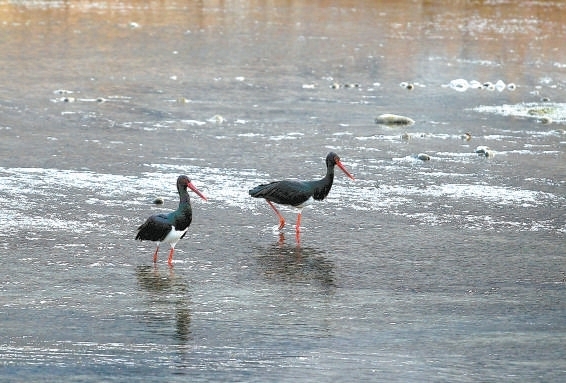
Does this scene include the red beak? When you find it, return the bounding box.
[187,182,208,201]
[336,160,355,180]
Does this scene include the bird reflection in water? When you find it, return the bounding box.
[135,265,192,343]
[255,235,337,291]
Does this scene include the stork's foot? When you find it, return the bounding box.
[277,217,286,231]
[267,200,286,231]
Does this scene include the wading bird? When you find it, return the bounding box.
[249,152,354,241]
[136,175,207,266]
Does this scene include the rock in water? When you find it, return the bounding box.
[375,113,415,126]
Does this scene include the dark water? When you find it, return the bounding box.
[1,1,565,382]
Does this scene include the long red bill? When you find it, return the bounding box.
[187,182,208,201]
[336,160,355,180]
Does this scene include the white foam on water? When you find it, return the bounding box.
[327,180,563,232]
[1,165,563,234]
[473,102,566,123]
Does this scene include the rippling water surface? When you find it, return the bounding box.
[1,1,565,382]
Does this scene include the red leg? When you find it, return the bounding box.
[266,200,285,230]
[167,248,175,267]
[153,245,159,263]
[295,212,302,243]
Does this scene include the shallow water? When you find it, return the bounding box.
[1,1,565,382]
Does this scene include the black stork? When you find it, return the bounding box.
[136,175,207,266]
[249,152,355,241]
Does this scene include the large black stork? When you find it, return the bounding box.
[249,152,355,241]
[136,175,207,266]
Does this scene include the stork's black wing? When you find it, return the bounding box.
[249,180,313,207]
[135,214,172,242]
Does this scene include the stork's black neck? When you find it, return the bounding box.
[178,185,191,205]
[310,162,335,201]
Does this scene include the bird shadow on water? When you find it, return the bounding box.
[252,233,337,292]
[135,265,192,344]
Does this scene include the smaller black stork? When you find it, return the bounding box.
[136,175,207,266]
[249,152,355,241]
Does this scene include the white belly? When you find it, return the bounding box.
[162,226,188,247]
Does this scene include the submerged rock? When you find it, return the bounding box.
[416,153,431,161]
[473,102,566,123]
[375,113,415,126]
[449,78,469,92]
[528,106,555,116]
[446,79,515,92]
[469,80,483,89]
[54,89,75,95]
[494,80,506,92]
[475,146,494,157]
[330,82,360,89]
[208,114,226,123]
